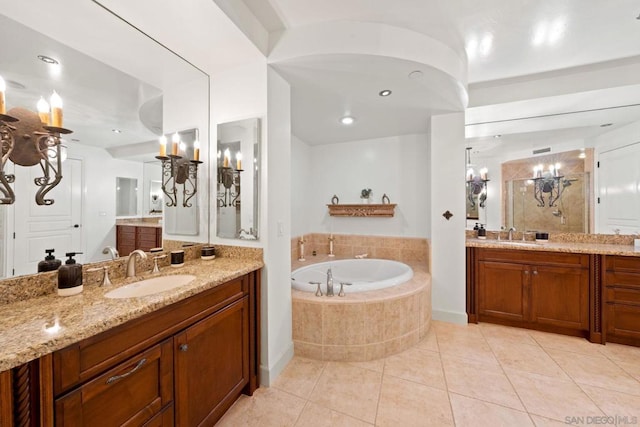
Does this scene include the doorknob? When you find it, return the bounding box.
[73,224,80,228]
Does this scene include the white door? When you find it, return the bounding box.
[598,142,640,234]
[12,158,83,276]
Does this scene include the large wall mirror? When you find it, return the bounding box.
[0,3,209,277]
[217,118,261,240]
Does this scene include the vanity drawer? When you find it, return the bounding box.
[477,248,589,268]
[605,271,640,291]
[606,256,640,273]
[55,339,173,426]
[53,276,247,395]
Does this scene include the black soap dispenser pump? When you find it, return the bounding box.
[38,249,62,273]
[58,252,84,296]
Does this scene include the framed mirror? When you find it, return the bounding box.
[0,4,209,277]
[115,177,138,217]
[216,118,261,240]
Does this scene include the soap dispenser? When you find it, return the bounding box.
[58,252,84,296]
[38,249,62,273]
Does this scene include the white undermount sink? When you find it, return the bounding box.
[105,275,196,299]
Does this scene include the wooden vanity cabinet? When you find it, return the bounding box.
[1,270,261,427]
[604,255,640,346]
[116,225,162,256]
[470,248,590,336]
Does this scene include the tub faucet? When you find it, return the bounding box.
[126,249,147,277]
[508,227,516,241]
[326,268,334,297]
[102,246,119,260]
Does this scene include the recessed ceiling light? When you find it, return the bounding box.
[493,134,502,138]
[379,89,392,97]
[340,116,355,125]
[112,129,122,133]
[600,123,613,127]
[37,55,59,65]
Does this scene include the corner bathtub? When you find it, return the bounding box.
[291,259,414,293]
[291,258,431,362]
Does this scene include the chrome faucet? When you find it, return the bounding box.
[126,249,147,277]
[508,227,516,241]
[102,246,119,260]
[326,268,334,297]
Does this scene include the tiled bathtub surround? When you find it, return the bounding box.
[292,257,431,362]
[291,234,430,270]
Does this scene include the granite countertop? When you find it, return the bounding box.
[466,238,640,257]
[0,257,263,372]
[117,221,162,228]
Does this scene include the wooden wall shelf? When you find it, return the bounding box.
[327,203,397,217]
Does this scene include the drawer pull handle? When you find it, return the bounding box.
[106,358,147,384]
[180,344,189,352]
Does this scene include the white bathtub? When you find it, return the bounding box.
[291,259,414,293]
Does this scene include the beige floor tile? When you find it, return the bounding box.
[272,356,326,399]
[442,355,525,410]
[347,357,385,373]
[449,393,535,427]
[506,369,604,422]
[376,375,454,427]
[528,330,604,356]
[308,362,382,423]
[294,401,373,427]
[215,387,306,427]
[597,342,640,364]
[547,348,640,396]
[415,327,439,352]
[383,346,446,389]
[530,414,572,426]
[614,360,640,381]
[580,384,640,420]
[479,322,539,347]
[436,324,500,366]
[490,341,567,378]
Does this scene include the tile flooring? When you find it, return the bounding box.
[216,321,640,426]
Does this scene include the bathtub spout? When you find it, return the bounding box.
[326,268,334,296]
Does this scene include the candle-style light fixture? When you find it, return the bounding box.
[532,162,564,207]
[465,147,489,208]
[217,147,243,208]
[155,132,201,207]
[0,76,72,205]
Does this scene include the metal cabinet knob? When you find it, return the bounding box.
[533,271,538,275]
[179,344,188,352]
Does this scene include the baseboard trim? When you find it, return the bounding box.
[432,309,468,324]
[259,341,294,387]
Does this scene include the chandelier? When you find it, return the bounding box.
[155,132,201,208]
[532,163,564,207]
[0,76,71,205]
[465,147,489,208]
[217,148,243,208]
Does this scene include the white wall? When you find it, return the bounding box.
[429,113,467,324]
[293,134,430,237]
[291,135,312,237]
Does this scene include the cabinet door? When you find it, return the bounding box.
[530,265,589,331]
[55,340,173,426]
[137,227,159,251]
[116,225,136,257]
[174,297,249,427]
[606,303,640,341]
[478,261,529,323]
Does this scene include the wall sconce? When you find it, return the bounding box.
[155,133,201,207]
[465,147,488,208]
[0,96,72,205]
[217,148,243,208]
[532,163,564,207]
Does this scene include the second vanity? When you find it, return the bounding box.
[466,237,640,347]
[0,253,262,426]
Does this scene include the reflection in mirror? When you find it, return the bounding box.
[149,180,163,214]
[503,149,593,233]
[162,129,200,236]
[0,7,209,278]
[217,118,260,240]
[116,178,138,217]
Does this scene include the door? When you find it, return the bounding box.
[478,261,529,323]
[530,265,589,331]
[174,297,249,427]
[598,142,640,234]
[12,158,82,276]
